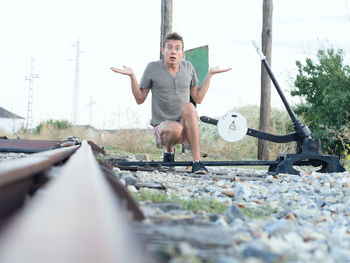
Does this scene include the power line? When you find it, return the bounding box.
[71,40,84,125]
[87,96,96,126]
[25,57,39,130]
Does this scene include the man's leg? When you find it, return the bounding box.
[181,103,200,162]
[157,120,183,153]
[181,103,208,174]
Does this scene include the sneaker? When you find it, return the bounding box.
[191,161,208,174]
[163,151,175,163]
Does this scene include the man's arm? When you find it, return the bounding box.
[110,66,150,104]
[190,66,232,104]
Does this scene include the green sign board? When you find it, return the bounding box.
[185,45,209,86]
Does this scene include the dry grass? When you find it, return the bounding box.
[0,128,11,138]
[102,129,160,155]
[16,124,100,142]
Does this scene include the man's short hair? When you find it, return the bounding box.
[164,32,184,49]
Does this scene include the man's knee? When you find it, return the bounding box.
[181,102,196,117]
[159,122,183,144]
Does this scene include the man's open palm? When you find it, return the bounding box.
[110,65,133,76]
[209,66,232,75]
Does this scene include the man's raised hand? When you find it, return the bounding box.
[110,65,134,76]
[209,66,232,75]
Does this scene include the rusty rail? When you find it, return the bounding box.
[0,138,106,155]
[0,144,80,219]
[0,141,148,263]
[0,138,60,153]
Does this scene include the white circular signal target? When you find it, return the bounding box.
[217,112,248,142]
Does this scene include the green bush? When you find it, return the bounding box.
[291,46,350,155]
[35,119,72,134]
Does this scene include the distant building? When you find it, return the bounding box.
[0,107,25,134]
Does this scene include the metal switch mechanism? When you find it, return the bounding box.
[217,112,247,142]
[198,42,346,175]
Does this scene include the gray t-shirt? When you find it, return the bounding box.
[140,60,199,126]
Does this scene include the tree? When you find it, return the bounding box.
[291,47,350,155]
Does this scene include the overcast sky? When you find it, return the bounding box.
[1,0,350,129]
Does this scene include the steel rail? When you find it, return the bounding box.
[0,145,79,186]
[112,160,279,167]
[0,138,61,153]
[0,141,149,263]
[0,138,106,155]
[98,161,145,221]
[0,144,80,218]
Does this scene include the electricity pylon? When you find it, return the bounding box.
[25,57,39,130]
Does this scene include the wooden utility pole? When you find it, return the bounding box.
[160,0,173,59]
[258,0,273,160]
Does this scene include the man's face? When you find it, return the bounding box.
[162,39,184,66]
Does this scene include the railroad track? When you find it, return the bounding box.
[0,139,150,263]
[3,138,345,262]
